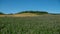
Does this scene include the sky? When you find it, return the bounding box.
[0,0,60,14]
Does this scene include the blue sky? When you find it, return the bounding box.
[0,0,60,14]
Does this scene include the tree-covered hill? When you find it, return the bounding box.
[16,11,48,15]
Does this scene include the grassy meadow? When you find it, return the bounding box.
[0,14,60,34]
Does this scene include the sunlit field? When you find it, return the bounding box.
[0,15,60,34]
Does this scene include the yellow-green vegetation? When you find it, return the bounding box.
[0,15,60,34]
[12,13,39,17]
[0,11,48,17]
[0,11,60,34]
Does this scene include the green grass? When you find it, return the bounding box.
[0,15,60,34]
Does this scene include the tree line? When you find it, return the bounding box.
[0,11,48,15]
[16,11,48,15]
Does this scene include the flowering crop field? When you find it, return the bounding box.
[0,15,60,34]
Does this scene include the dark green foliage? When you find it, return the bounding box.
[49,13,60,15]
[16,11,48,14]
[0,12,4,15]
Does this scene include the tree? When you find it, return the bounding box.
[0,12,4,15]
[16,10,48,15]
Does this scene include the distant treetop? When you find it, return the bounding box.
[17,11,48,14]
[0,12,4,15]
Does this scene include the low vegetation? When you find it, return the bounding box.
[0,15,60,34]
[0,11,60,34]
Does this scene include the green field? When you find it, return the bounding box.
[0,15,60,34]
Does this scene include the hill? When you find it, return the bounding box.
[16,11,48,14]
[0,11,48,17]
